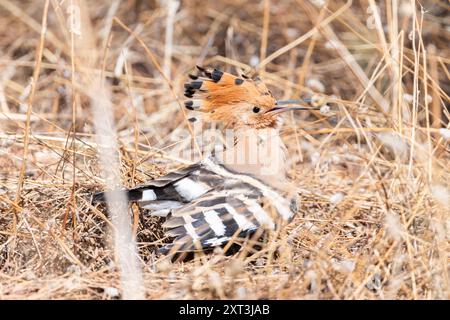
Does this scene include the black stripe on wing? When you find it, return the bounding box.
[158,193,273,254]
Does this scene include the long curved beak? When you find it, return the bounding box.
[275,99,312,105]
[265,99,319,114]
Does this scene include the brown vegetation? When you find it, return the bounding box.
[0,0,449,299]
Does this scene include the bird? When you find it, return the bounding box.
[94,66,320,256]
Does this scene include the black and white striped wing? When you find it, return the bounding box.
[94,158,297,254]
[158,188,281,253]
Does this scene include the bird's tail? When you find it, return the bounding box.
[92,188,148,203]
[92,184,186,216]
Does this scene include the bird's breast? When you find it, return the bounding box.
[215,128,287,183]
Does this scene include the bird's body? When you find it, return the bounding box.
[98,156,297,253]
[94,66,318,255]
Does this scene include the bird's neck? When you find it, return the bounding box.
[216,127,287,184]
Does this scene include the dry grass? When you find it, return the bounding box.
[0,0,449,299]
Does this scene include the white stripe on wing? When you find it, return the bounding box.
[203,210,226,236]
[174,178,208,201]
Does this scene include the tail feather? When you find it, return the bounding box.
[93,174,216,207]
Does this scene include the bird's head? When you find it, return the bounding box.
[184,66,318,130]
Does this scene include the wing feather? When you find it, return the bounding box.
[158,190,277,253]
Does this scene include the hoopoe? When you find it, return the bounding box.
[94,66,320,255]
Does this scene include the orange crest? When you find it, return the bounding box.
[184,66,278,129]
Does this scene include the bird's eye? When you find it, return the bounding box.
[252,106,261,113]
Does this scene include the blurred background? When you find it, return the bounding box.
[0,0,448,299]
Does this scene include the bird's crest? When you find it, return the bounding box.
[184,66,278,128]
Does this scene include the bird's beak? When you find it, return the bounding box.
[275,99,312,105]
[265,99,319,114]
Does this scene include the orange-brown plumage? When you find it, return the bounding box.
[184,66,278,129]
